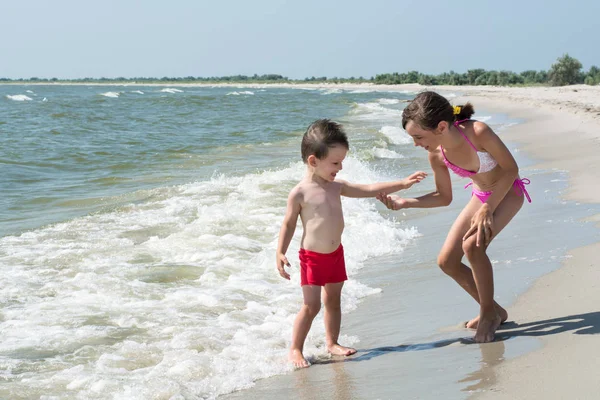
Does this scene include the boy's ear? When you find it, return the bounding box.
[307,154,318,167]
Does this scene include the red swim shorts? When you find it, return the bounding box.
[298,244,347,286]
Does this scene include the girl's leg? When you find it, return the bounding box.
[437,191,524,333]
[323,281,356,356]
[437,196,488,302]
[463,189,525,342]
[289,285,322,368]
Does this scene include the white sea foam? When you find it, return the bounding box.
[0,156,418,399]
[100,92,120,98]
[227,91,254,96]
[372,148,405,159]
[380,125,412,145]
[350,102,403,122]
[320,88,342,95]
[161,88,184,93]
[348,89,375,93]
[6,94,33,101]
[378,98,401,105]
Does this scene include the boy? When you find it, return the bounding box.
[276,119,427,368]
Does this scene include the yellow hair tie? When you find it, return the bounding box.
[453,106,462,115]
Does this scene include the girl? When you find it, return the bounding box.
[377,91,530,343]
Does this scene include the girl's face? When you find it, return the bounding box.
[404,120,446,152]
[310,145,347,182]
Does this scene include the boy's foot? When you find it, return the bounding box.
[289,349,310,368]
[466,306,508,329]
[473,313,502,343]
[328,344,357,356]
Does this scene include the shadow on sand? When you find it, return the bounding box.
[314,311,600,364]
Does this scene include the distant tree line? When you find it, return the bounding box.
[0,74,291,84]
[374,55,600,86]
[1,54,598,87]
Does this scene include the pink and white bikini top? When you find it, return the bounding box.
[441,119,498,178]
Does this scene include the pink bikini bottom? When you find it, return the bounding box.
[466,178,531,204]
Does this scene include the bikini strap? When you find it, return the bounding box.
[453,119,478,151]
[440,145,448,160]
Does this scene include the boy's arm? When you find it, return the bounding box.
[339,171,427,198]
[377,150,453,209]
[276,188,302,280]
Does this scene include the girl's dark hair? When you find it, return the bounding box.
[401,91,475,130]
[301,119,349,163]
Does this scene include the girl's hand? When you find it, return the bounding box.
[402,171,428,189]
[376,193,408,210]
[276,253,291,280]
[463,203,493,247]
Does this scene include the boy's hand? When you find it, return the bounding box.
[402,171,427,189]
[376,193,408,210]
[276,254,291,280]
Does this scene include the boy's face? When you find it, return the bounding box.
[312,145,347,182]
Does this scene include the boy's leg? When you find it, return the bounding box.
[290,285,321,368]
[323,282,356,356]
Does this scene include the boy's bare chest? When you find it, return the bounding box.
[303,188,342,215]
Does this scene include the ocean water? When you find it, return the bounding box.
[1,85,598,399]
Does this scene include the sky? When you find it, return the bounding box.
[2,0,599,79]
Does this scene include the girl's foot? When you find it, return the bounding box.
[466,306,508,329]
[474,313,502,343]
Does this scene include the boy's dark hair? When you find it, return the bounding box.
[402,91,475,130]
[301,119,349,163]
